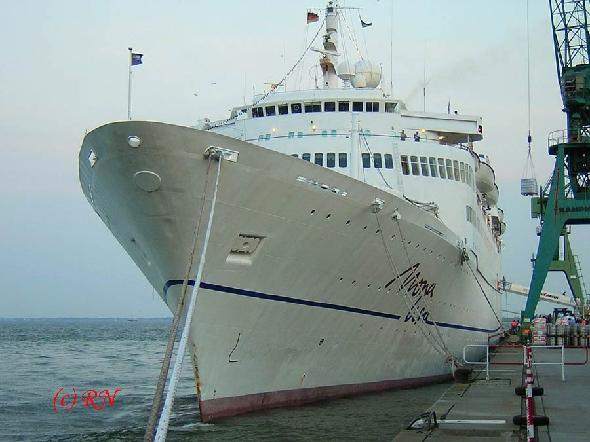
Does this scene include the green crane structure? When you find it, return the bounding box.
[522,0,590,323]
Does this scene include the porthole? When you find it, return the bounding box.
[352,280,356,284]
[346,220,351,225]
[310,209,316,215]
[375,229,381,234]
[363,226,368,230]
[326,214,331,219]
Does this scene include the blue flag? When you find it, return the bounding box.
[131,52,143,66]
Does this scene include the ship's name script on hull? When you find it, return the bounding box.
[384,263,436,324]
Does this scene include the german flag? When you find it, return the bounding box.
[307,11,319,24]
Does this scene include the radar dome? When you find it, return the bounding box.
[336,61,355,83]
[351,60,381,88]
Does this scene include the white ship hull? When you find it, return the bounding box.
[80,121,501,421]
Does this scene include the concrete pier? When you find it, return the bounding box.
[394,346,589,442]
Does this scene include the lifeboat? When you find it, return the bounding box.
[485,183,499,206]
[476,161,495,194]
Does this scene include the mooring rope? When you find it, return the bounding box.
[391,215,456,360]
[144,157,214,441]
[154,156,223,441]
[374,212,452,360]
[465,261,505,332]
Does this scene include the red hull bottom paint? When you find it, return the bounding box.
[198,373,452,422]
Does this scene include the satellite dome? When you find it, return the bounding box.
[351,60,381,88]
[336,61,355,83]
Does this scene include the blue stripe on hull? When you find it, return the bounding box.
[163,279,500,334]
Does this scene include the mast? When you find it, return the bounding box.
[320,1,340,88]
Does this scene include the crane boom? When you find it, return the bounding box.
[522,0,590,323]
[550,0,590,102]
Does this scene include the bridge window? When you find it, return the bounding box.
[265,105,276,116]
[327,153,336,167]
[410,156,420,175]
[252,107,264,118]
[297,131,304,138]
[353,101,363,112]
[429,157,438,177]
[401,155,410,175]
[315,153,323,165]
[362,153,371,168]
[460,162,466,183]
[437,158,446,179]
[384,154,393,169]
[339,153,347,167]
[445,159,453,179]
[305,102,321,113]
[453,160,460,181]
[385,102,397,113]
[302,153,311,161]
[288,131,295,139]
[366,102,380,112]
[331,129,337,137]
[324,102,336,112]
[338,101,350,112]
[420,156,429,176]
[265,133,271,140]
[291,103,302,113]
[374,153,382,168]
[278,104,289,115]
[322,130,328,137]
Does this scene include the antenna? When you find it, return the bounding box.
[390,0,394,96]
[423,51,426,112]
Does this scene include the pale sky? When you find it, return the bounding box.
[0,0,586,317]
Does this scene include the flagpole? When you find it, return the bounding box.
[128,47,132,120]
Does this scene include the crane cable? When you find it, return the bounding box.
[523,0,538,183]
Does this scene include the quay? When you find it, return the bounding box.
[394,342,590,442]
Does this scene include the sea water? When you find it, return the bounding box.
[0,318,449,441]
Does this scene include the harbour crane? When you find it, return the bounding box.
[522,0,590,324]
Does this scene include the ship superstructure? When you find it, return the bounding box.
[79,1,505,422]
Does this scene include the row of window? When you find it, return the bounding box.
[292,152,350,168]
[258,129,371,141]
[252,101,397,118]
[290,152,397,169]
[400,155,475,188]
[290,152,474,191]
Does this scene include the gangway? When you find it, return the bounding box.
[499,279,576,308]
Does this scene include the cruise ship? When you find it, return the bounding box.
[79,1,505,422]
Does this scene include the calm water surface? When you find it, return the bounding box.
[0,318,449,441]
